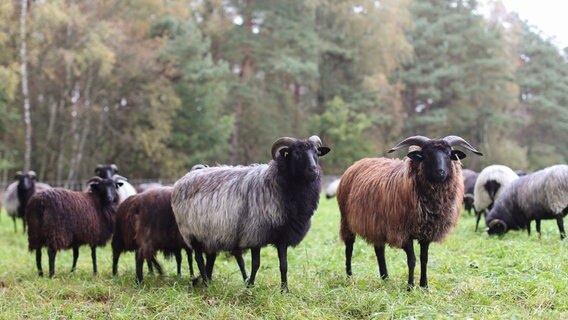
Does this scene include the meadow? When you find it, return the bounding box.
[0,198,566,319]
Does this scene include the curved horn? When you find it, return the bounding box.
[112,174,128,182]
[110,164,119,172]
[443,135,483,156]
[15,171,24,178]
[308,135,322,147]
[488,219,507,233]
[28,171,37,178]
[271,137,297,160]
[87,176,103,185]
[387,136,431,154]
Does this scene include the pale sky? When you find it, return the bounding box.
[499,0,568,49]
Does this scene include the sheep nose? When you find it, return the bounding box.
[436,169,447,179]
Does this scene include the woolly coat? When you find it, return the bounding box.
[134,187,189,260]
[172,162,322,254]
[337,157,464,248]
[473,165,518,212]
[112,195,138,255]
[26,188,116,251]
[486,164,568,229]
[462,169,479,199]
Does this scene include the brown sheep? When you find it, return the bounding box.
[337,135,482,288]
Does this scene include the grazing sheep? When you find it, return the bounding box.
[336,135,482,288]
[172,136,331,291]
[25,177,122,277]
[325,178,341,199]
[486,164,568,240]
[473,165,518,232]
[462,169,479,215]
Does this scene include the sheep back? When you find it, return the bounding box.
[3,182,19,217]
[337,157,463,248]
[26,188,115,251]
[474,165,518,212]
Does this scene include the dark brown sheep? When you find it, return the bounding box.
[337,135,482,288]
[25,177,122,277]
[131,187,194,283]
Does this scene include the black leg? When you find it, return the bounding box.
[48,247,56,278]
[192,243,208,285]
[91,246,97,275]
[233,250,248,281]
[186,248,194,278]
[205,252,217,281]
[151,256,163,275]
[556,216,565,240]
[475,210,482,232]
[527,220,532,236]
[536,219,542,239]
[344,237,355,276]
[277,245,289,292]
[419,241,430,288]
[12,216,17,233]
[247,247,261,287]
[36,248,43,277]
[402,240,416,288]
[147,259,154,274]
[175,250,182,275]
[22,218,27,234]
[374,245,388,280]
[112,248,120,276]
[71,246,79,272]
[135,250,144,284]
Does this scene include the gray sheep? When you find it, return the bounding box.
[172,136,330,291]
[487,164,568,240]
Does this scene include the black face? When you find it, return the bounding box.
[17,173,36,190]
[484,180,501,201]
[407,142,465,184]
[279,140,330,182]
[487,219,508,236]
[464,197,474,211]
[90,178,122,205]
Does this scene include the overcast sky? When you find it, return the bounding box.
[498,0,568,49]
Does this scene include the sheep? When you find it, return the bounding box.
[462,169,479,215]
[3,182,19,232]
[135,182,163,193]
[473,165,518,232]
[336,135,482,288]
[171,136,331,291]
[25,176,122,277]
[486,164,568,240]
[93,164,135,203]
[16,171,51,233]
[131,187,195,283]
[325,178,341,199]
[95,163,119,179]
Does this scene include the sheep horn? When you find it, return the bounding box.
[15,171,24,179]
[271,137,297,160]
[443,135,483,156]
[488,219,507,233]
[387,136,431,153]
[112,174,128,182]
[28,171,37,179]
[110,164,119,172]
[308,135,322,147]
[87,176,103,185]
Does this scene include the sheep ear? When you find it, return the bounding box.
[451,150,466,160]
[279,148,290,158]
[407,151,424,161]
[317,147,331,157]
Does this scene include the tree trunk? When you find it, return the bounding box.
[19,0,32,172]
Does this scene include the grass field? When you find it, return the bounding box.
[0,198,567,319]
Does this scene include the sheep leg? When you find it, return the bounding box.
[527,221,532,236]
[246,247,261,287]
[192,244,208,285]
[22,218,27,234]
[175,250,182,275]
[402,240,416,289]
[147,259,155,274]
[135,249,144,284]
[277,245,289,292]
[12,216,17,233]
[344,237,355,276]
[233,250,248,281]
[556,216,565,240]
[90,246,97,275]
[536,219,541,239]
[112,248,120,276]
[71,246,79,272]
[186,248,194,278]
[36,248,43,277]
[205,252,217,280]
[151,256,163,275]
[475,210,482,232]
[47,247,56,278]
[419,241,429,288]
[374,245,388,280]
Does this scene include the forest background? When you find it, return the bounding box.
[1,0,567,185]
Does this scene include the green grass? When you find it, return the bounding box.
[0,198,567,319]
